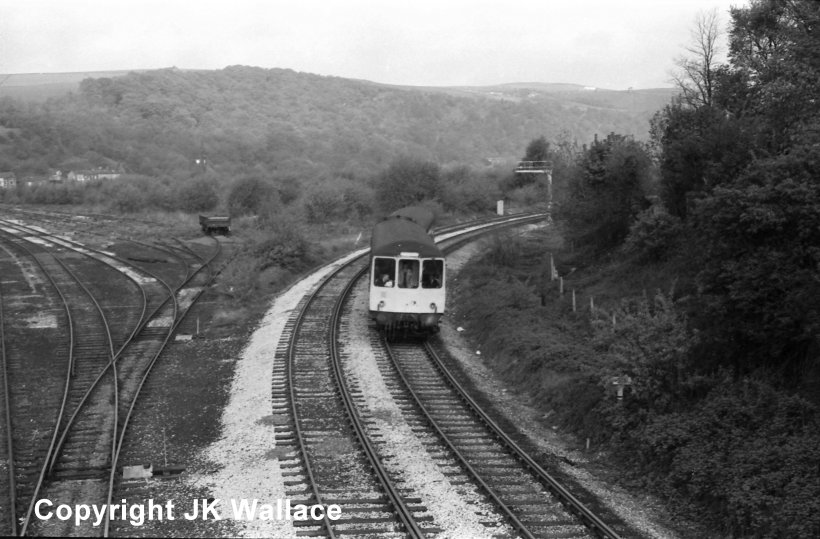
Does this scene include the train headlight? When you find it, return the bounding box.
[430,303,437,312]
[378,300,385,311]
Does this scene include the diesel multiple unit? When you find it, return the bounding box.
[368,206,445,335]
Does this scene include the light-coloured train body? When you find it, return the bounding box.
[368,206,445,335]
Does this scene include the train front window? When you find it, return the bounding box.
[422,259,443,288]
[373,258,396,287]
[398,259,419,288]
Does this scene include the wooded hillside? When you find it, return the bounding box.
[0,67,671,181]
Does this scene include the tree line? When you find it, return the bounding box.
[534,1,820,535]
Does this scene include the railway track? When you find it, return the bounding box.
[0,218,221,536]
[379,339,622,538]
[273,213,627,538]
[0,228,124,536]
[273,254,432,537]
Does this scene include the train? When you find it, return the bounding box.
[368,206,445,337]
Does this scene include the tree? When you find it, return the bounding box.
[671,8,725,108]
[174,176,219,212]
[523,136,549,162]
[725,0,820,152]
[562,134,653,249]
[651,102,752,219]
[683,0,820,383]
[227,175,280,218]
[374,156,441,212]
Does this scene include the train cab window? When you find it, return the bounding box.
[373,258,396,287]
[398,259,419,288]
[422,259,444,288]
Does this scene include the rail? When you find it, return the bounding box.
[0,286,16,536]
[285,249,425,538]
[0,219,220,537]
[422,340,621,538]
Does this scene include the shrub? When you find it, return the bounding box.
[303,177,373,224]
[591,292,820,537]
[252,216,319,272]
[483,231,526,268]
[173,176,219,213]
[592,291,692,414]
[639,380,820,538]
[227,175,280,217]
[375,156,441,212]
[623,208,683,262]
[440,166,501,214]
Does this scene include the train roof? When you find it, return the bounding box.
[371,216,442,258]
[388,206,436,232]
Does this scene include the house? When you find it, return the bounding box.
[22,176,46,187]
[67,168,122,183]
[0,172,17,189]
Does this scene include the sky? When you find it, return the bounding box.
[1,0,744,90]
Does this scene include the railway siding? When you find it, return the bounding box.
[0,216,223,537]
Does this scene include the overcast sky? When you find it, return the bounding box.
[1,0,743,90]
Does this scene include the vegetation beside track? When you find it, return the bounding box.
[453,224,820,538]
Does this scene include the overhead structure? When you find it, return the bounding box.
[514,160,552,174]
[514,161,554,222]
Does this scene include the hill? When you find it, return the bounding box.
[0,70,140,101]
[0,66,676,180]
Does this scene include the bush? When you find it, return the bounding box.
[375,156,441,212]
[439,166,501,214]
[252,215,319,272]
[303,177,374,223]
[103,176,170,213]
[639,380,820,538]
[592,291,692,414]
[623,208,683,262]
[591,293,820,537]
[227,175,280,217]
[482,231,526,267]
[173,176,219,212]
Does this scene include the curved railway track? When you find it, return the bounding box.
[0,218,221,536]
[275,254,430,538]
[273,213,627,538]
[380,339,622,538]
[0,228,123,537]
[1,210,631,537]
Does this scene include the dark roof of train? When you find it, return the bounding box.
[388,206,436,232]
[371,216,442,257]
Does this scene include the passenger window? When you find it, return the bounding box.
[398,259,420,288]
[373,258,396,287]
[422,259,443,288]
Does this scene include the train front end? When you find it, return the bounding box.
[368,212,445,335]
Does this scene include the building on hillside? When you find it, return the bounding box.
[67,168,122,183]
[22,176,47,187]
[0,172,17,189]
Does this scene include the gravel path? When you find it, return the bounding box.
[183,250,365,537]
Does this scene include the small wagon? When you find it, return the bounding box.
[199,215,231,235]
